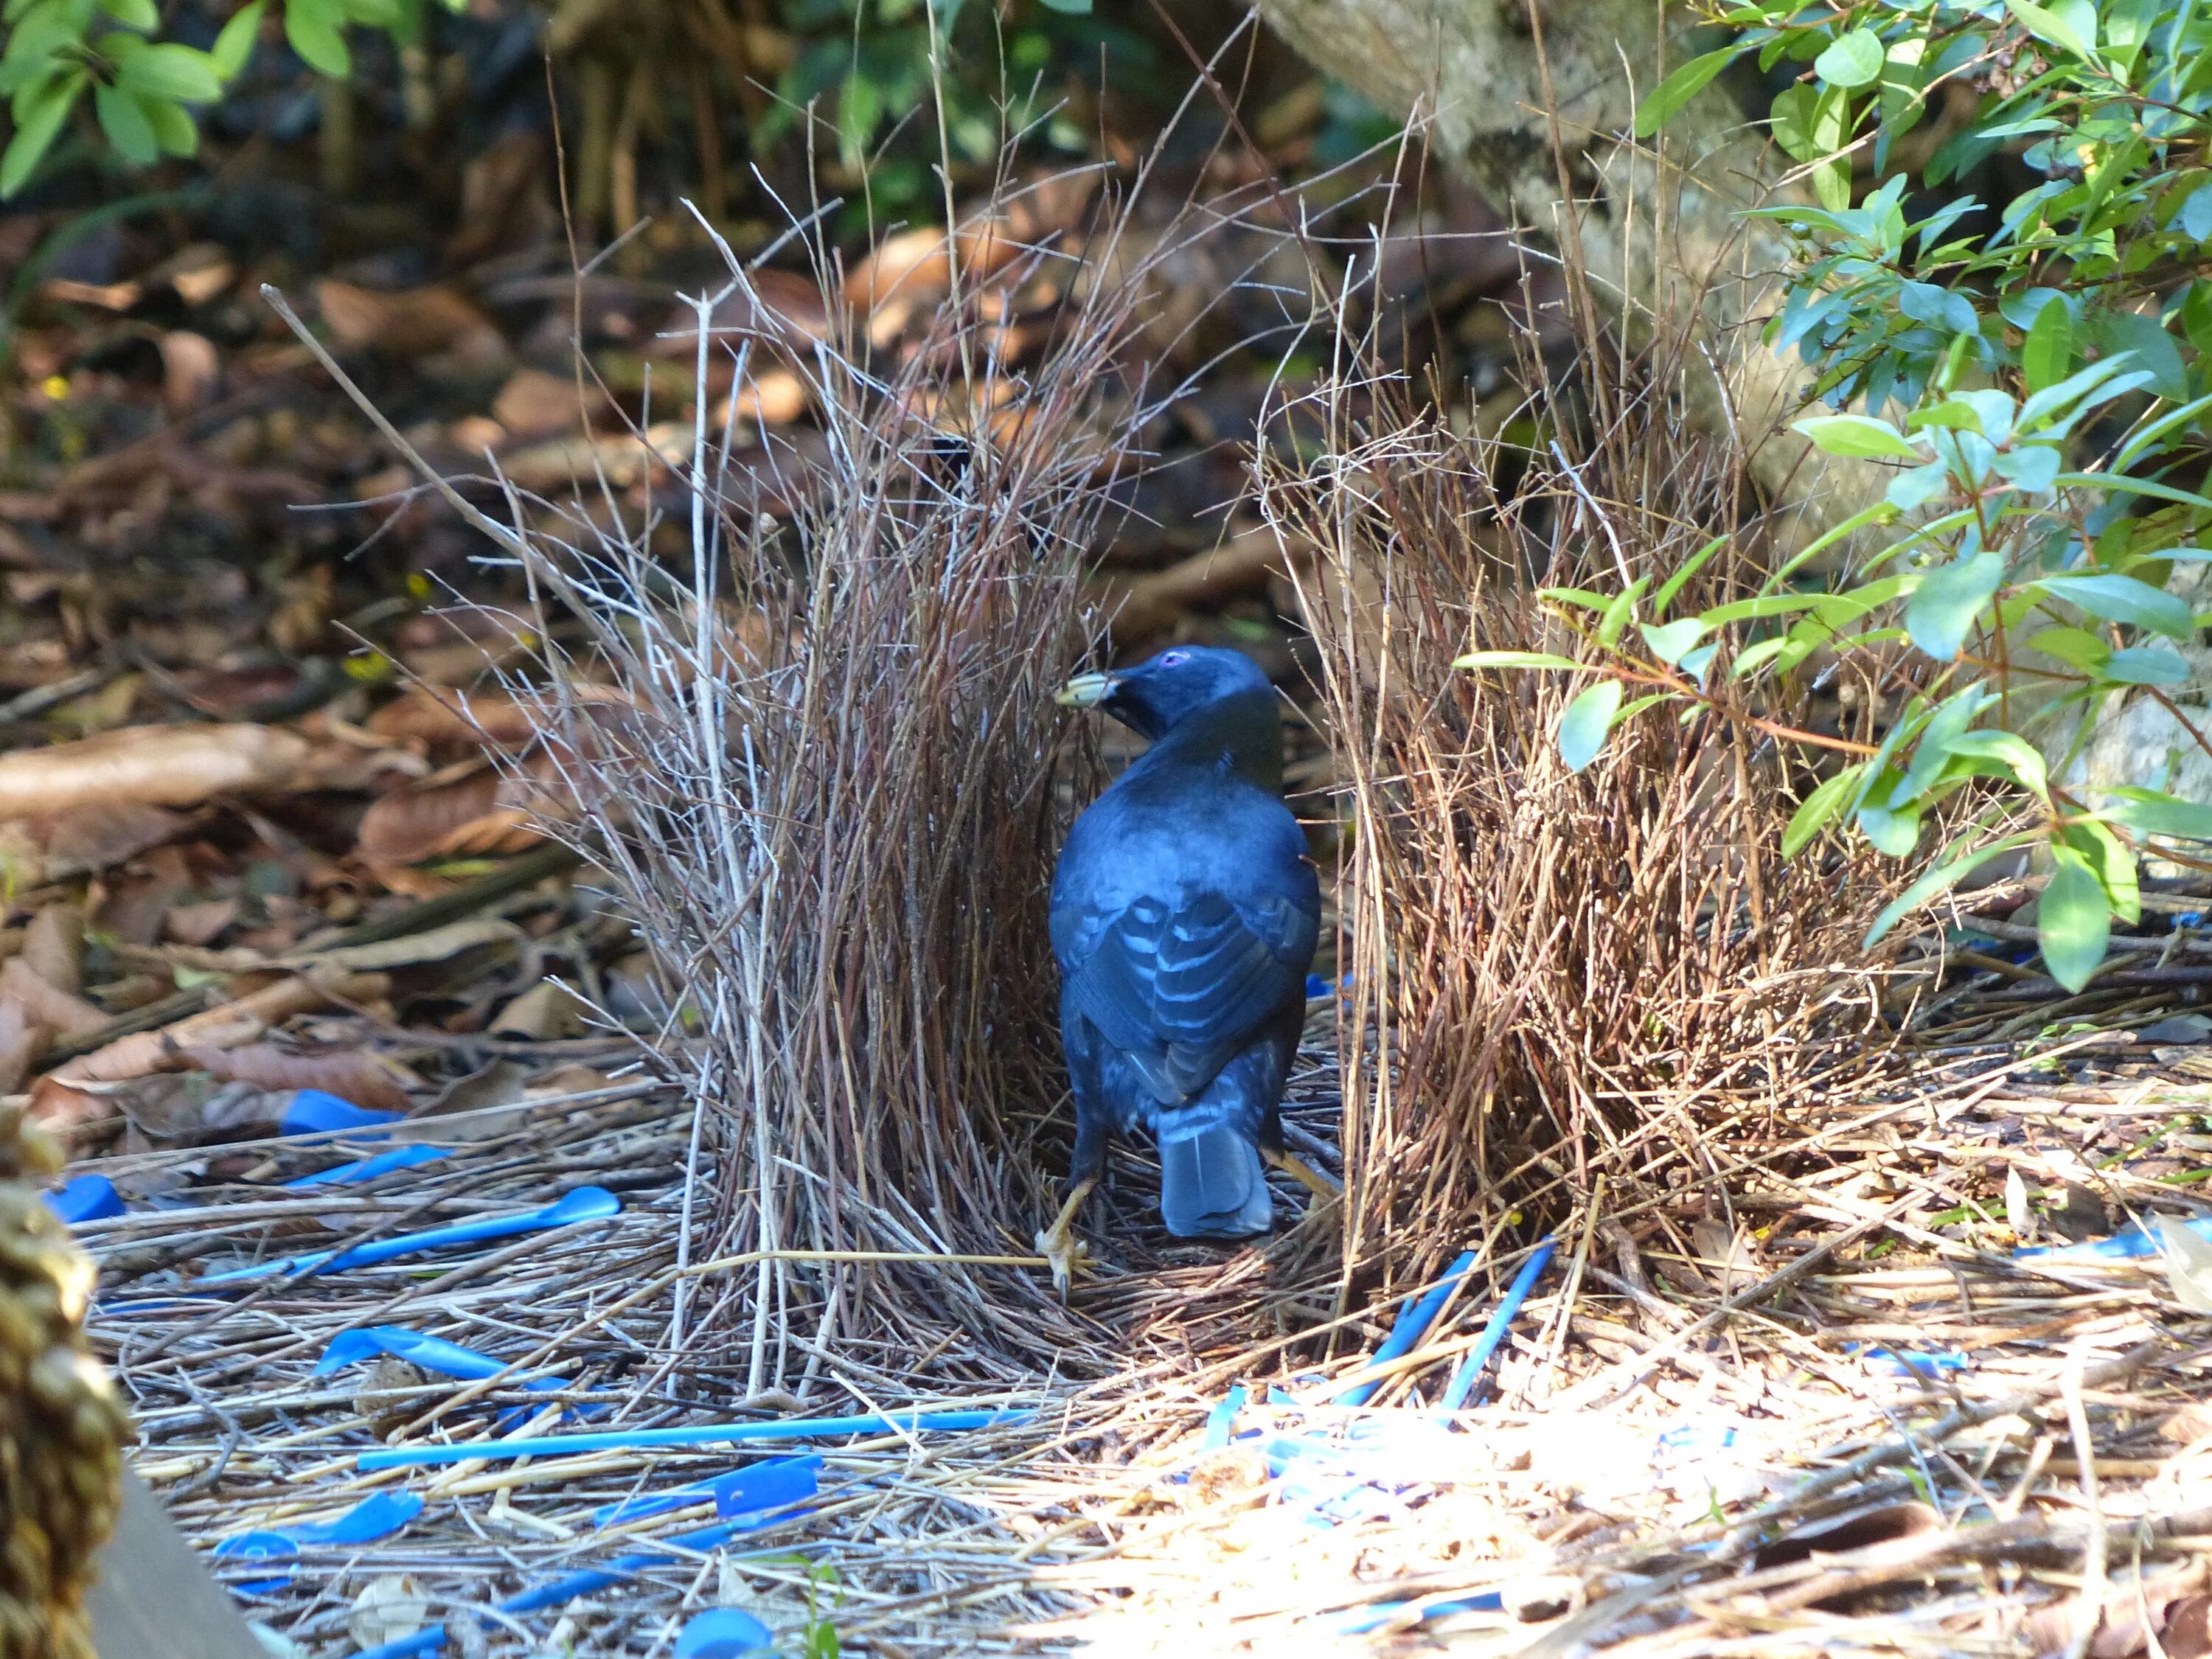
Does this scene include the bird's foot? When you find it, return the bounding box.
[1034,1220,1091,1301]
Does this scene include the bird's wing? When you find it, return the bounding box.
[1067,889,1312,1103]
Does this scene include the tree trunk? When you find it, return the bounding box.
[1261,0,1882,545]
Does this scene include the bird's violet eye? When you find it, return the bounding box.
[1158,650,1190,667]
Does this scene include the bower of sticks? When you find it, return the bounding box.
[15,169,2212,1659]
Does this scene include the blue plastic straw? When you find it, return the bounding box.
[195,1186,621,1286]
[285,1145,447,1189]
[1335,1248,1480,1406]
[357,1408,1031,1470]
[1439,1236,1557,1411]
[349,1512,765,1659]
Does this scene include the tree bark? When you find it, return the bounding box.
[1261,0,1882,544]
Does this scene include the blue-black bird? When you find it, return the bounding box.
[1041,645,1333,1294]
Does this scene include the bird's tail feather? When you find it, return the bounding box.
[1158,1107,1271,1239]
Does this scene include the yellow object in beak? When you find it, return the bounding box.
[1055,671,1120,709]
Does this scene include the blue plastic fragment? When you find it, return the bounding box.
[348,1512,767,1659]
[46,1175,123,1225]
[195,1186,622,1286]
[1335,1592,1506,1634]
[285,1145,448,1189]
[280,1089,403,1137]
[316,1326,554,1385]
[1338,1248,1481,1407]
[356,1408,1031,1470]
[675,1609,774,1659]
[1852,1344,1969,1378]
[1202,1385,1249,1453]
[214,1491,425,1593]
[2017,1211,2212,1262]
[1439,1235,1557,1411]
[593,1454,821,1527]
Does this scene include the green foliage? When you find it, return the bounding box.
[757,0,1150,220]
[1467,0,2212,993]
[0,0,458,197]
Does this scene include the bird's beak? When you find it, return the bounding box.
[1055,671,1120,709]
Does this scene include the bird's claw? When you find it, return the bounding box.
[1034,1222,1091,1301]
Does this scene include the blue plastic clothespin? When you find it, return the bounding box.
[213,1492,425,1594]
[280,1089,405,1137]
[46,1175,123,1225]
[592,1455,821,1527]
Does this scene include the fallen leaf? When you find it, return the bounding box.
[21,903,83,995]
[490,367,585,441]
[316,279,507,368]
[159,330,220,414]
[366,686,543,752]
[357,762,552,866]
[0,724,313,818]
[349,1574,430,1650]
[394,1057,532,1141]
[490,977,585,1040]
[723,368,809,426]
[173,1044,416,1110]
[268,917,528,976]
[163,900,238,947]
[2168,1593,2212,1659]
[0,997,44,1095]
[0,956,103,1040]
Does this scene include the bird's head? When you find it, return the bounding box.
[1054,646,1273,742]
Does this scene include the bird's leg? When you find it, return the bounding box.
[1034,1175,1098,1300]
[1264,1147,1341,1202]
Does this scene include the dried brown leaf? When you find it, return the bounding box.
[21,903,83,995]
[366,686,543,752]
[0,723,313,818]
[172,1044,415,1111]
[357,764,546,866]
[490,367,585,442]
[0,956,102,1040]
[314,279,507,367]
[0,997,44,1095]
[163,900,238,948]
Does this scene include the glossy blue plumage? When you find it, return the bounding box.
[1049,647,1320,1238]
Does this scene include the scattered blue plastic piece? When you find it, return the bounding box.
[592,1454,821,1528]
[285,1145,448,1189]
[675,1609,774,1659]
[1335,1592,1505,1635]
[1852,1345,1969,1378]
[1652,1422,1739,1466]
[1337,1248,1480,1407]
[45,1175,123,1225]
[1202,1385,1249,1453]
[315,1325,573,1428]
[195,1186,622,1286]
[357,1408,1031,1470]
[280,1089,403,1137]
[348,1511,770,1659]
[2017,1212,2212,1262]
[213,1491,425,1593]
[1439,1235,1557,1410]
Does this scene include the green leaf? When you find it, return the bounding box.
[1537,587,1611,613]
[1640,618,1706,667]
[2004,0,2098,59]
[1792,414,1920,459]
[2105,647,2191,684]
[285,0,351,77]
[1635,46,1740,137]
[1558,680,1624,773]
[0,69,83,198]
[114,41,223,102]
[1947,729,2049,799]
[1865,834,2039,945]
[211,1,265,80]
[1697,592,1830,626]
[1905,552,2004,660]
[2039,848,2111,994]
[1814,27,1885,87]
[2039,572,2195,640]
[2098,787,2212,841]
[2065,819,2140,925]
[1784,765,1865,858]
[1453,650,1587,672]
[1597,578,1649,649]
[2022,298,2073,392]
[1857,801,1922,856]
[1652,535,1726,619]
[141,91,197,155]
[93,83,159,164]
[97,0,159,27]
[2025,625,2110,671]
